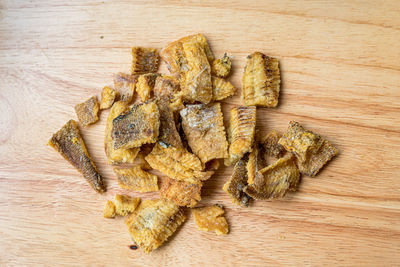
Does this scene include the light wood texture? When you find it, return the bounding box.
[1,1,400,266]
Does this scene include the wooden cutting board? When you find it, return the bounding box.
[1,1,399,266]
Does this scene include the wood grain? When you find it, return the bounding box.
[1,1,399,266]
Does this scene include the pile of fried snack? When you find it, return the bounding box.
[49,34,338,253]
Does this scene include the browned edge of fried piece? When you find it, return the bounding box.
[100,86,117,110]
[49,120,105,193]
[114,194,141,216]
[247,144,266,185]
[136,73,160,102]
[114,72,137,103]
[114,166,159,193]
[153,75,180,99]
[157,98,184,149]
[74,96,100,126]
[160,177,202,207]
[259,130,286,159]
[104,200,116,218]
[192,204,229,235]
[212,76,236,101]
[211,53,232,78]
[131,47,160,75]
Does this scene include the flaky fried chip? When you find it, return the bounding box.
[131,47,159,74]
[136,73,159,102]
[246,144,265,185]
[160,177,202,207]
[242,52,280,107]
[157,98,183,149]
[212,77,236,101]
[153,75,180,98]
[103,200,116,218]
[244,154,300,199]
[100,86,117,110]
[260,130,286,158]
[112,101,160,149]
[180,103,228,164]
[225,106,256,166]
[125,199,186,253]
[49,120,105,193]
[104,101,139,164]
[192,204,229,235]
[114,72,137,103]
[114,194,141,217]
[145,143,213,184]
[211,53,232,78]
[114,166,159,192]
[223,154,251,206]
[278,121,338,177]
[74,96,100,126]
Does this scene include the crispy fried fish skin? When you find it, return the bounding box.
[103,200,116,218]
[260,130,286,158]
[105,101,140,164]
[49,120,105,193]
[145,143,214,184]
[246,144,265,185]
[131,47,160,74]
[153,75,180,98]
[136,73,159,102]
[74,96,100,126]
[244,154,300,199]
[160,177,202,208]
[113,72,137,103]
[125,199,186,253]
[242,52,280,107]
[100,86,117,110]
[112,101,160,149]
[114,166,159,193]
[225,106,256,166]
[157,98,183,149]
[278,121,338,177]
[211,77,236,101]
[223,154,251,207]
[180,103,228,164]
[211,53,232,78]
[192,204,229,235]
[114,194,141,216]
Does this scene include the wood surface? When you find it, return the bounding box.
[1,1,399,266]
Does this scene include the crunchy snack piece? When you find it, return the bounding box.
[114,194,141,216]
[225,106,256,166]
[244,154,300,199]
[278,121,338,177]
[131,47,160,74]
[105,101,140,164]
[114,166,159,192]
[211,53,232,78]
[242,52,280,107]
[247,145,265,185]
[104,200,116,218]
[112,101,160,149]
[180,103,228,164]
[114,73,137,103]
[136,73,159,102]
[211,77,236,101]
[160,177,202,207]
[260,130,286,158]
[125,199,186,253]
[49,120,105,193]
[223,155,251,206]
[153,75,180,98]
[161,34,213,104]
[157,98,183,149]
[192,205,229,235]
[145,143,214,184]
[74,96,100,126]
[100,86,117,110]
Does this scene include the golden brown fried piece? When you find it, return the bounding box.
[100,86,117,110]
[212,77,236,101]
[223,155,251,206]
[49,120,105,193]
[244,154,300,199]
[180,103,228,164]
[157,98,183,149]
[211,53,232,78]
[192,204,229,235]
[114,166,159,193]
[74,96,100,126]
[160,177,202,208]
[145,143,214,184]
[125,199,186,253]
[136,73,159,102]
[103,200,116,218]
[104,101,140,164]
[131,47,160,74]
[225,106,256,166]
[114,194,141,216]
[278,121,338,177]
[247,144,265,185]
[242,52,280,107]
[112,101,160,149]
[114,73,137,103]
[260,130,286,158]
[153,75,180,98]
